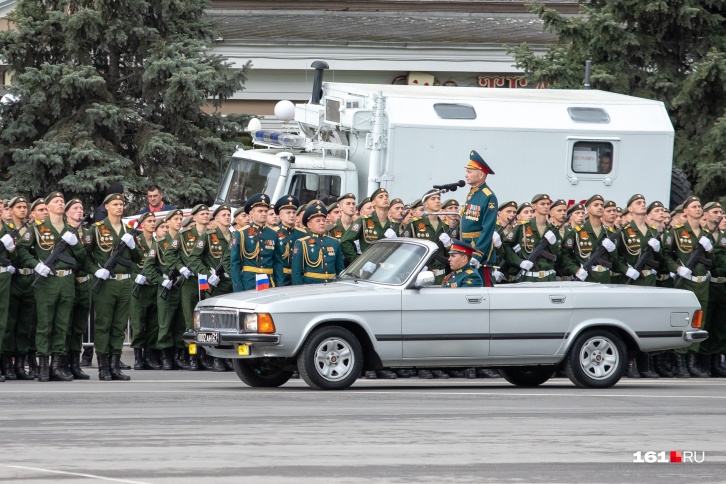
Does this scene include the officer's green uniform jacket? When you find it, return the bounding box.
[503,218,559,281]
[555,223,573,278]
[19,219,94,274]
[616,221,661,286]
[170,226,202,274]
[291,233,344,285]
[409,215,449,282]
[188,227,233,295]
[561,220,616,283]
[492,221,517,280]
[230,222,277,291]
[326,219,348,240]
[442,264,483,287]
[84,218,142,275]
[142,233,177,285]
[134,233,155,277]
[273,224,307,287]
[460,182,498,265]
[340,212,392,266]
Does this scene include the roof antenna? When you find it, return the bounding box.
[584,60,591,90]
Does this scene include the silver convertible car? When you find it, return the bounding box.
[184,239,706,390]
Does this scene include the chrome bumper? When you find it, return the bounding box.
[182,331,280,346]
[684,330,709,342]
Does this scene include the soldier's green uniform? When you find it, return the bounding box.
[340,211,393,266]
[409,215,449,283]
[561,219,616,284]
[327,218,347,240]
[503,215,559,283]
[172,223,205,331]
[617,220,660,287]
[0,220,17,382]
[442,265,483,287]
[292,203,344,285]
[130,225,159,361]
[189,226,233,297]
[699,202,726,375]
[273,225,307,287]
[230,194,276,291]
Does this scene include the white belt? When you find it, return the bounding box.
[0,266,11,273]
[52,269,73,277]
[524,270,555,278]
[432,269,446,276]
[590,265,608,273]
[711,276,726,284]
[76,275,90,283]
[640,269,657,277]
[17,268,34,276]
[109,274,132,281]
[688,272,710,283]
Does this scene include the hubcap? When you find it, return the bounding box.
[579,336,619,380]
[314,337,354,382]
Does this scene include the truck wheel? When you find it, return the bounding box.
[499,366,555,387]
[669,166,692,210]
[565,329,626,388]
[233,359,293,388]
[297,326,363,390]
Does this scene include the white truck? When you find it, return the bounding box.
[214,63,688,210]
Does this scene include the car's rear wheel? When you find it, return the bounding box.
[233,359,293,387]
[565,329,626,388]
[499,366,555,387]
[297,326,363,390]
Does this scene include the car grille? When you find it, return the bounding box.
[199,310,239,331]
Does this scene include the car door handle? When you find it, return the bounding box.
[549,295,566,304]
[466,296,483,304]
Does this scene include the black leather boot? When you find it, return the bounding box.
[673,354,690,378]
[144,349,162,370]
[212,358,227,372]
[699,354,712,377]
[27,351,38,379]
[175,349,190,370]
[59,354,74,380]
[654,353,675,378]
[80,346,93,367]
[711,355,726,377]
[686,352,708,377]
[109,354,131,381]
[69,351,90,380]
[189,352,200,371]
[477,368,501,378]
[112,354,131,370]
[133,349,144,370]
[200,354,215,371]
[38,355,50,382]
[626,355,640,378]
[14,354,33,380]
[50,354,73,381]
[2,354,17,380]
[638,353,659,378]
[97,353,112,381]
[161,348,174,370]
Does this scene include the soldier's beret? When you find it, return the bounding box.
[703,201,722,212]
[64,198,83,212]
[498,201,517,212]
[212,205,232,218]
[295,205,306,217]
[233,207,245,219]
[45,191,65,205]
[303,202,327,225]
[181,216,193,228]
[356,197,371,212]
[137,211,155,225]
[585,194,604,207]
[682,196,700,210]
[8,196,27,208]
[674,203,684,214]
[327,202,340,212]
[516,202,532,215]
[409,198,423,209]
[274,195,299,214]
[103,193,124,205]
[191,204,209,215]
[567,203,585,215]
[244,193,271,214]
[389,198,404,208]
[449,239,476,257]
[550,199,566,210]
[626,194,645,208]
[466,150,495,175]
[441,199,459,210]
[337,193,356,203]
[603,200,616,209]
[616,207,623,214]
[29,198,45,212]
[646,201,664,214]
[531,194,550,204]
[370,187,388,201]
[164,209,183,223]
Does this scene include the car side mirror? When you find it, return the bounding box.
[414,270,436,288]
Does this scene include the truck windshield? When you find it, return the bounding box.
[216,157,280,205]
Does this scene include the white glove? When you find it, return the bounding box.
[438,233,452,248]
[469,258,481,270]
[161,279,173,290]
[677,266,692,279]
[61,231,78,246]
[544,230,556,245]
[625,267,640,280]
[519,260,534,271]
[384,228,397,239]
[134,274,147,285]
[492,231,502,249]
[7,265,15,275]
[353,240,362,254]
[513,244,521,253]
[699,236,713,252]
[647,238,661,252]
[1,233,15,251]
[492,269,504,283]
[601,238,616,253]
[575,267,588,281]
[121,233,136,249]
[95,268,110,280]
[362,261,377,273]
[209,274,220,287]
[180,267,192,278]
[34,263,51,277]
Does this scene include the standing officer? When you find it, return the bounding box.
[86,193,141,381]
[292,202,344,285]
[460,150,498,286]
[328,193,356,240]
[271,196,303,287]
[230,194,277,291]
[340,188,395,266]
[701,202,726,377]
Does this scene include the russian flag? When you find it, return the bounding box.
[198,274,210,291]
[256,273,270,291]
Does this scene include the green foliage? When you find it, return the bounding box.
[0,0,251,211]
[510,0,726,205]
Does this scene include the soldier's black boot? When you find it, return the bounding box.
[477,368,501,378]
[711,355,726,377]
[109,354,131,381]
[60,354,74,380]
[37,355,50,382]
[50,354,73,382]
[686,352,708,378]
[626,355,640,378]
[27,350,38,379]
[145,349,162,370]
[638,353,659,378]
[69,351,90,380]
[212,358,227,372]
[14,354,33,380]
[175,349,190,370]
[97,353,112,381]
[189,353,200,371]
[80,346,93,367]
[699,354,712,377]
[1,354,17,380]
[161,348,174,371]
[654,353,675,378]
[114,354,131,370]
[133,349,144,370]
[673,354,690,378]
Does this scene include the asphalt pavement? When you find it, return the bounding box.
[1,356,725,483]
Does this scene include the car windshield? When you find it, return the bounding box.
[341,242,428,285]
[216,157,281,205]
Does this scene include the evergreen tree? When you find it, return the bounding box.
[509,0,726,205]
[0,0,250,210]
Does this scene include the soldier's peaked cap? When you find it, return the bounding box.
[449,239,476,256]
[274,195,299,214]
[466,150,494,175]
[244,193,270,214]
[303,203,327,225]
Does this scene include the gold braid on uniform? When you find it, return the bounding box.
[208,233,222,260]
[621,224,641,257]
[520,224,534,255]
[95,225,113,253]
[674,228,694,255]
[34,225,55,251]
[241,234,260,260]
[575,231,592,260]
[302,239,323,268]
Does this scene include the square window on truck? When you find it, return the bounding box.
[571,141,614,174]
[289,173,342,206]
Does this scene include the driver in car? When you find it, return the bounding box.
[442,240,483,288]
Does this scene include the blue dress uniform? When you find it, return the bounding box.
[230,194,277,291]
[442,240,484,287]
[292,203,345,285]
[460,150,497,285]
[270,195,304,287]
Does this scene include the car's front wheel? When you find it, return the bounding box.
[297,326,363,390]
[500,366,555,387]
[233,359,293,388]
[565,329,626,388]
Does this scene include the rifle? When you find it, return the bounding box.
[673,216,723,288]
[31,215,92,288]
[626,222,670,286]
[92,225,142,292]
[391,209,411,235]
[497,215,517,237]
[159,267,180,300]
[581,224,625,274]
[514,213,571,281]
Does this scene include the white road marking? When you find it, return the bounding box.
[3,465,151,484]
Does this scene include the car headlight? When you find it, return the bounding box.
[242,313,276,333]
[193,310,201,330]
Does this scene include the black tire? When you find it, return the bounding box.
[297,326,363,390]
[499,366,555,387]
[565,329,626,388]
[233,359,293,388]
[669,166,692,210]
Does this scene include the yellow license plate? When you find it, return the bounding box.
[238,344,249,356]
